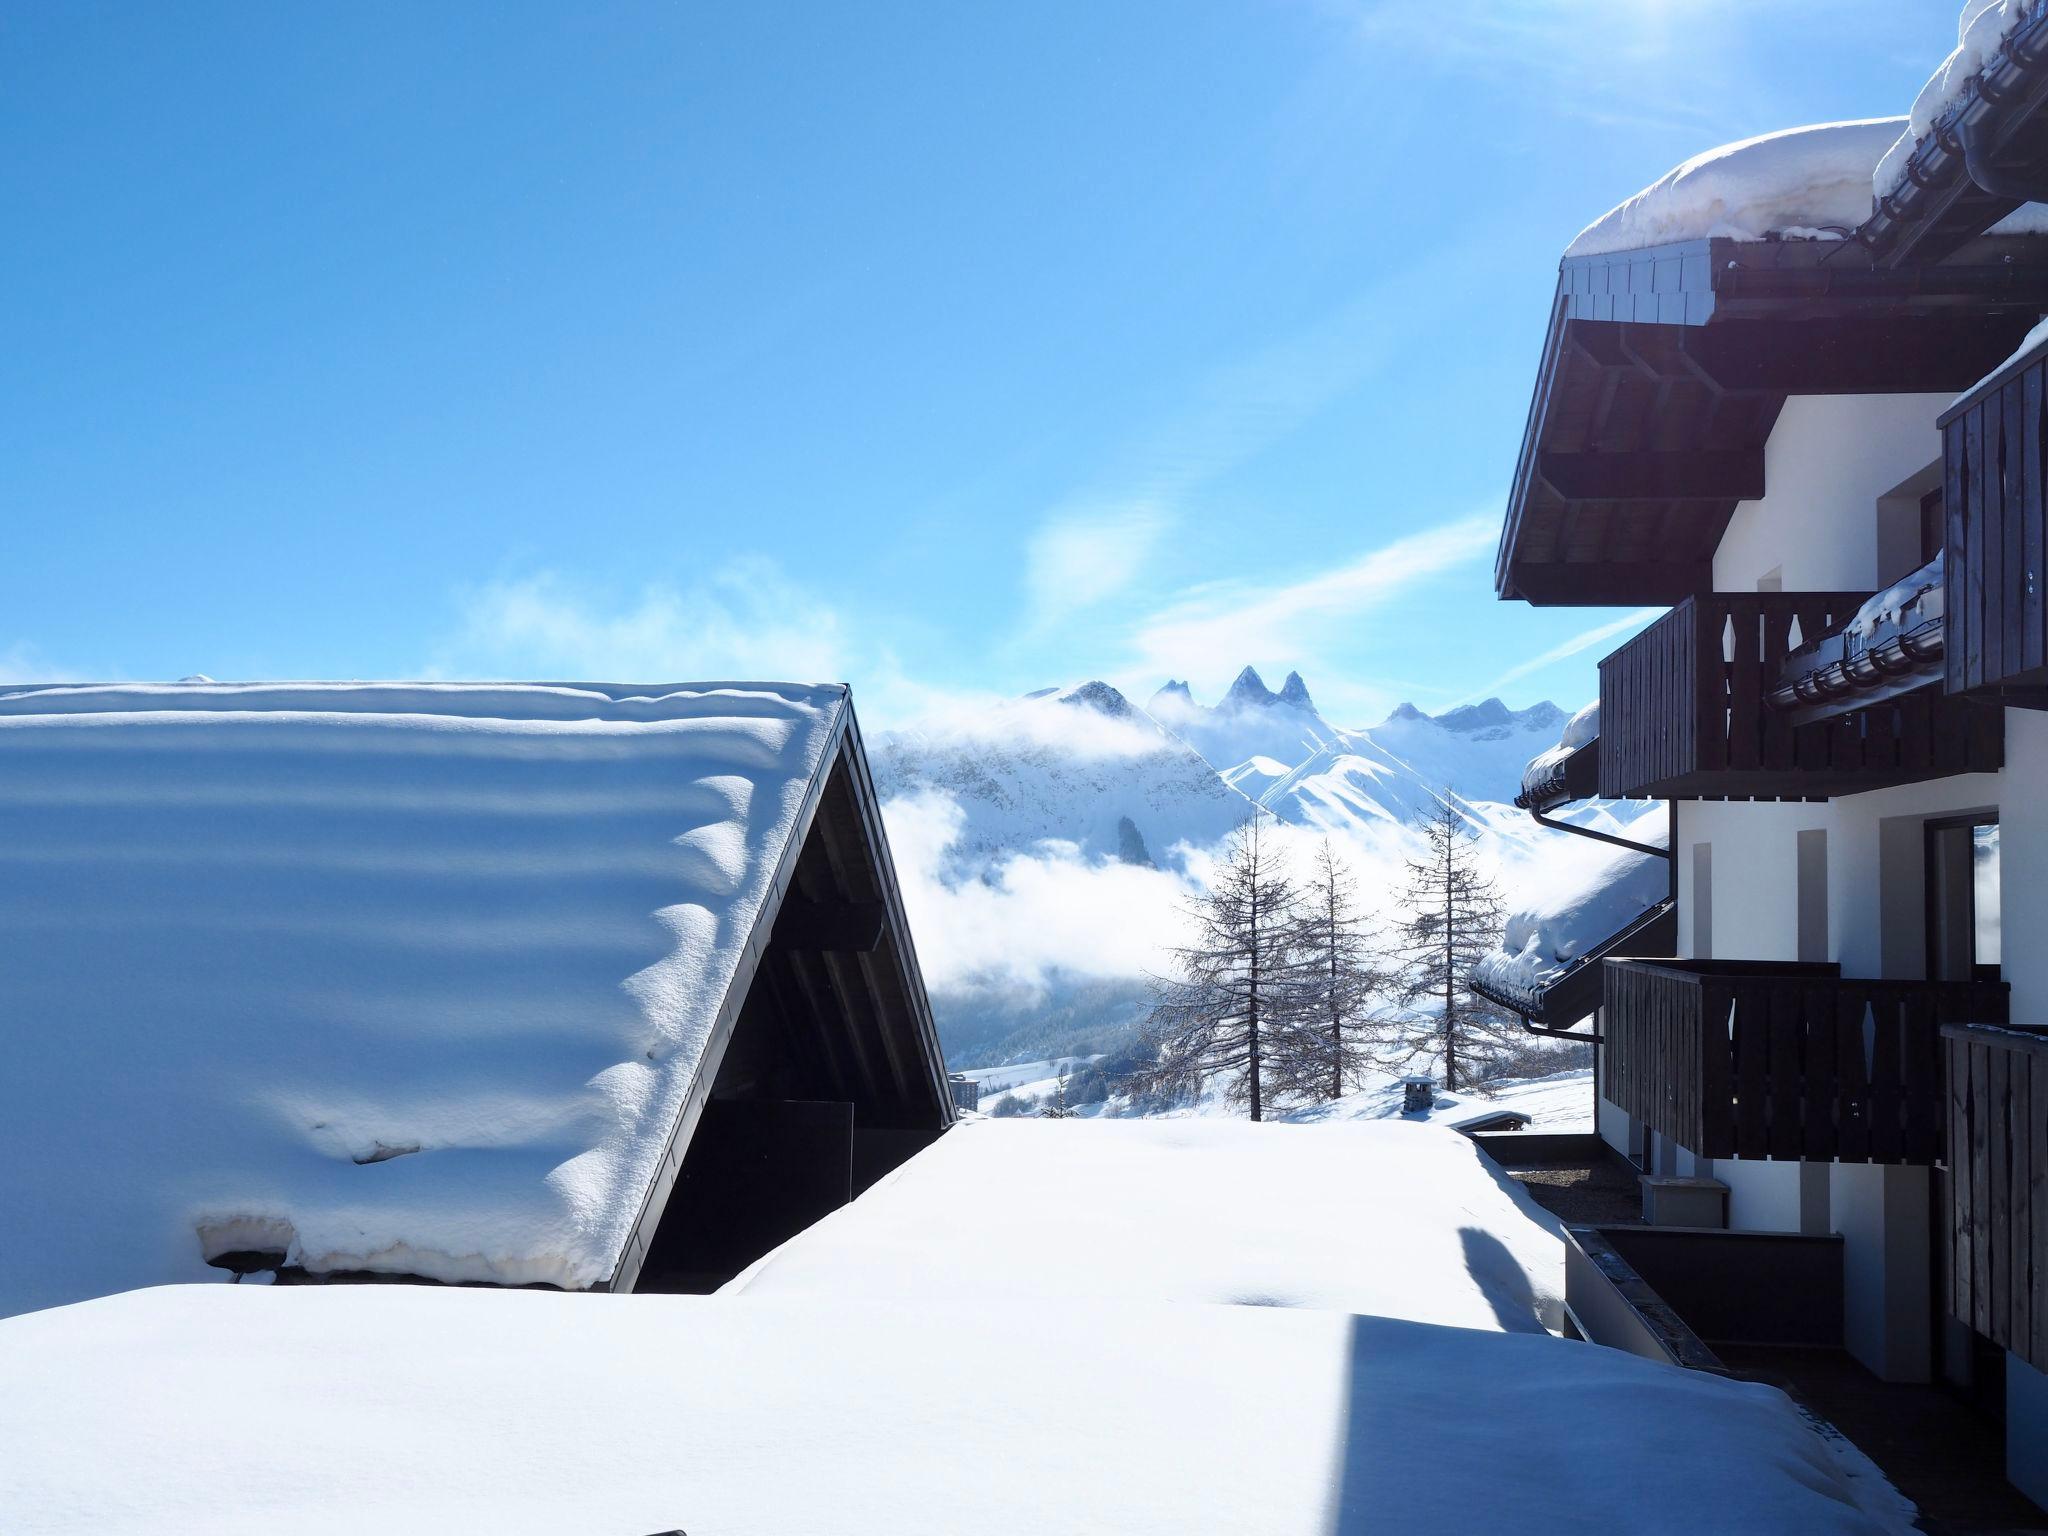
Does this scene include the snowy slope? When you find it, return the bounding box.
[1256,697,1567,840]
[0,680,846,1319]
[0,1283,1896,1536]
[871,680,1252,869]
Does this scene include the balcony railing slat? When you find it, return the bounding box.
[1949,1038,1974,1328]
[1836,989,1871,1163]
[2027,1050,2047,1366]
[1966,1040,1982,1343]
[1804,986,1838,1161]
[2025,366,2045,677]
[2007,381,2028,682]
[1735,984,1770,1160]
[1992,1041,2013,1347]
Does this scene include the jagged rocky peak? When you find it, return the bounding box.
[1277,671,1314,710]
[1222,666,1279,709]
[1054,680,1136,719]
[1149,679,1195,711]
[1384,702,1428,723]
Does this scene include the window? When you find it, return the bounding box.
[1926,815,1999,981]
[1920,486,1944,566]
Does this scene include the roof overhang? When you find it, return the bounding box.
[1498,238,2048,606]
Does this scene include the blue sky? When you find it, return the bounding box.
[2,2,1958,727]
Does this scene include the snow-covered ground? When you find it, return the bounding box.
[0,1280,1898,1536]
[733,1117,1570,1332]
[1282,1068,1596,1133]
[0,680,849,1320]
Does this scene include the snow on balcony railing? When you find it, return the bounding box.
[1469,819,1671,1025]
[1766,553,1946,723]
[1515,701,1599,813]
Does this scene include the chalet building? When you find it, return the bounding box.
[0,681,952,1319]
[1473,8,2048,1511]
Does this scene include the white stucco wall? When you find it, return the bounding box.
[1713,393,1949,594]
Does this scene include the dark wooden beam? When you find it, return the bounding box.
[1537,449,1765,502]
[1679,317,2034,395]
[773,894,886,953]
[1505,558,1707,607]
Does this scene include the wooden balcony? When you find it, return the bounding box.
[1597,592,2003,800]
[1944,1024,2048,1376]
[1603,959,2009,1165]
[1942,328,2048,700]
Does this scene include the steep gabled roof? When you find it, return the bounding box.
[0,681,949,1317]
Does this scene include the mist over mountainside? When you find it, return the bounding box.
[869,669,1641,1075]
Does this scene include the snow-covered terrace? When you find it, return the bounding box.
[0,1120,1908,1534]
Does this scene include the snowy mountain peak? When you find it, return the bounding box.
[1434,698,1567,739]
[1222,666,1278,709]
[1055,680,1136,719]
[1385,702,1427,723]
[1277,671,1314,710]
[1148,679,1194,711]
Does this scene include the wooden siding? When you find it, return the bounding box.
[1944,1025,2048,1375]
[1604,960,2009,1165]
[1598,593,2004,800]
[1945,350,2048,696]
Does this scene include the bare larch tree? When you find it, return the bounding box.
[1278,838,1385,1101]
[1388,797,1514,1091]
[1136,812,1302,1120]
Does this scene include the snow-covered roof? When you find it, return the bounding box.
[1516,700,1598,808]
[1566,120,1907,259]
[730,1118,1570,1334]
[0,679,940,1318]
[0,1282,1898,1535]
[1471,813,1670,1015]
[1568,7,2048,263]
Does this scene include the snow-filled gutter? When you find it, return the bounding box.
[1859,1,2048,264]
[1767,556,1946,725]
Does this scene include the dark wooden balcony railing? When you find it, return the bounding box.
[1603,959,2009,1165]
[1944,1023,2048,1376]
[1598,592,2003,801]
[1942,333,2048,697]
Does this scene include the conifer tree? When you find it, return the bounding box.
[1279,838,1386,1101]
[1387,797,1515,1091]
[1136,813,1303,1120]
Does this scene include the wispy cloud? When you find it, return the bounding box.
[1013,281,1412,635]
[432,560,849,685]
[1451,607,1663,707]
[1125,513,1499,689]
[1024,503,1169,628]
[0,642,83,685]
